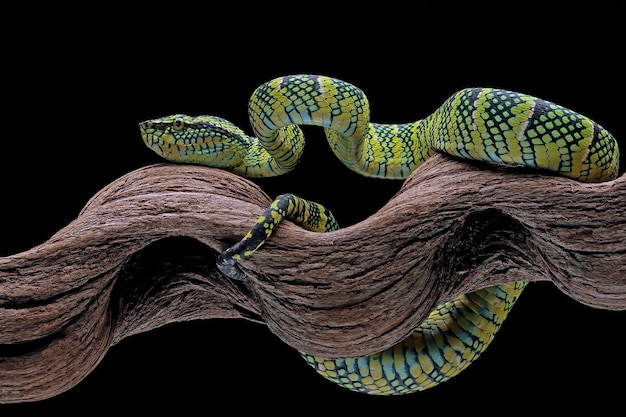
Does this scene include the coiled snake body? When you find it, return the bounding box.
[139,75,620,395]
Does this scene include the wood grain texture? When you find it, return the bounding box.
[1,155,624,403]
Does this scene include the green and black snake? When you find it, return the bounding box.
[139,74,620,395]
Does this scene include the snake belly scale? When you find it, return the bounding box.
[139,74,620,395]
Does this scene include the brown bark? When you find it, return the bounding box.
[1,155,624,403]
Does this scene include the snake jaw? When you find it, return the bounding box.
[139,118,178,161]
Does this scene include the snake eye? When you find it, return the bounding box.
[173,117,185,130]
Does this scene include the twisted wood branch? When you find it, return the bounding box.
[1,155,624,403]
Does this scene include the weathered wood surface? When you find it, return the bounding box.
[1,155,624,403]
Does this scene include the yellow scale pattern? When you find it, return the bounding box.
[301,281,527,394]
[139,74,620,395]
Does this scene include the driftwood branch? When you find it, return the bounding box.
[1,154,624,403]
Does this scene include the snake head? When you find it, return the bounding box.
[139,114,250,169]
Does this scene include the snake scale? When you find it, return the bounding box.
[139,74,620,395]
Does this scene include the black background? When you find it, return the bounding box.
[2,1,625,413]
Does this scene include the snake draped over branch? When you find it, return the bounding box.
[139,74,620,395]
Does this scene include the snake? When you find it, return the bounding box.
[139,74,620,395]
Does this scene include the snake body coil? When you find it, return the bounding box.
[139,75,620,395]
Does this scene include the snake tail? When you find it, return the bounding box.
[216,193,337,281]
